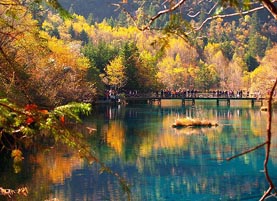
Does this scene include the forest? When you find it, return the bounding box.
[0,0,277,199]
[1,0,277,106]
[41,0,277,98]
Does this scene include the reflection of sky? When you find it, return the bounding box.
[51,103,277,201]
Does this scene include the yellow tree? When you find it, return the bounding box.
[250,45,277,96]
[0,1,47,105]
[204,43,229,89]
[101,56,127,90]
[138,50,159,90]
[156,54,186,89]
[165,37,199,68]
[227,55,246,90]
[30,31,94,105]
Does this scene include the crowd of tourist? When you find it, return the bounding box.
[103,88,257,100]
[153,89,248,98]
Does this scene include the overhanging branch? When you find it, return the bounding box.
[113,0,187,31]
[226,141,267,161]
[193,5,265,31]
[261,0,277,20]
[113,0,277,35]
[143,0,186,30]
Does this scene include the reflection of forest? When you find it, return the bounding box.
[0,145,84,200]
[72,105,277,200]
[12,105,274,200]
[27,147,83,200]
[88,104,277,172]
[10,104,275,201]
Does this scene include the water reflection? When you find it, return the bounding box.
[1,102,277,200]
[83,103,277,200]
[0,146,83,201]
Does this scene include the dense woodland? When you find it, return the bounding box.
[1,0,277,107]
[0,0,277,199]
[39,0,277,99]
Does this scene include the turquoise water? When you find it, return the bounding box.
[1,100,277,200]
[51,101,277,201]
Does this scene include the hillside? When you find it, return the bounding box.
[59,0,274,24]
[59,0,139,20]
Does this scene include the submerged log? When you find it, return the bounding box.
[260,106,268,111]
[172,117,218,128]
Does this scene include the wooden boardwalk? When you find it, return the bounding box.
[125,96,264,106]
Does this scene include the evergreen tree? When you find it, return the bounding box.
[249,12,260,35]
[68,4,75,14]
[106,17,115,27]
[51,27,60,39]
[220,41,234,60]
[195,63,220,90]
[146,3,158,28]
[116,11,128,27]
[247,12,266,58]
[245,53,259,72]
[120,42,140,90]
[266,38,273,51]
[79,29,89,45]
[87,13,94,25]
[82,41,118,73]
[68,24,76,39]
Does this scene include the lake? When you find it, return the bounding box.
[1,100,277,201]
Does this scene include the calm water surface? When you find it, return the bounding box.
[1,100,277,201]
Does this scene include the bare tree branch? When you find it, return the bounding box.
[206,1,219,15]
[113,0,277,35]
[261,0,277,20]
[112,3,139,28]
[113,0,187,31]
[226,141,267,161]
[260,77,277,200]
[226,77,277,200]
[193,5,265,31]
[187,10,200,17]
[142,0,186,30]
[260,186,273,201]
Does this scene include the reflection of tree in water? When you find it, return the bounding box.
[85,103,277,200]
[0,146,84,201]
[90,105,270,160]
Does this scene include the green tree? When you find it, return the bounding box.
[87,13,94,25]
[245,53,259,72]
[106,16,115,27]
[79,29,89,45]
[138,50,160,91]
[194,63,219,90]
[51,27,61,39]
[220,41,234,60]
[120,42,140,90]
[68,24,76,39]
[116,11,128,27]
[82,41,118,73]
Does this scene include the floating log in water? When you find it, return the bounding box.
[172,117,218,128]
